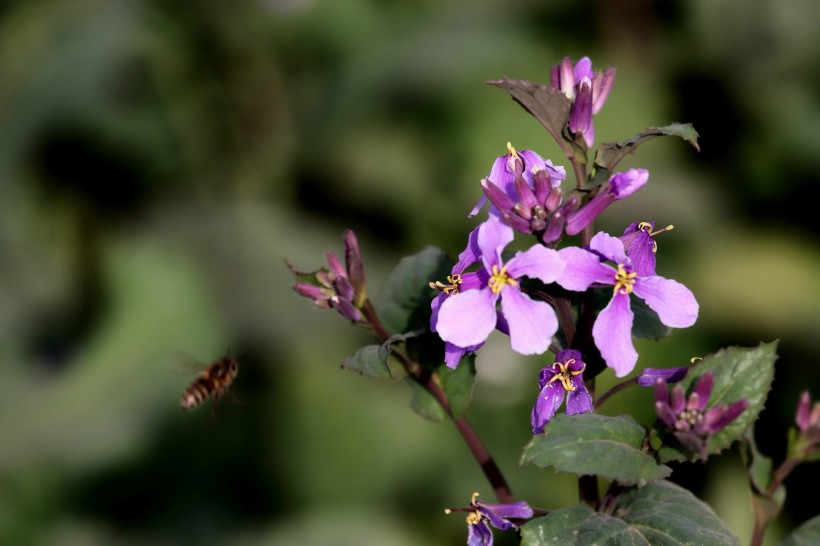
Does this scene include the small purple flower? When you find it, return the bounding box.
[446,492,533,546]
[792,391,820,457]
[565,169,649,236]
[436,219,565,356]
[470,142,566,219]
[618,221,674,276]
[550,56,616,147]
[556,231,698,376]
[654,371,748,460]
[289,229,367,322]
[531,349,593,433]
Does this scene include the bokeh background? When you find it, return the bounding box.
[1,0,819,544]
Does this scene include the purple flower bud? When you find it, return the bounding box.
[637,366,689,387]
[549,56,616,147]
[565,169,649,236]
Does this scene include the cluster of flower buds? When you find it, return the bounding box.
[550,56,616,148]
[654,371,748,460]
[289,230,367,322]
[790,390,820,460]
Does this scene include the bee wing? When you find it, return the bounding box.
[170,350,210,375]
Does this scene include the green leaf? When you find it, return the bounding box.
[438,356,476,419]
[778,514,820,546]
[741,428,773,494]
[374,247,452,335]
[520,505,596,545]
[659,342,778,462]
[522,481,740,545]
[594,123,701,172]
[485,78,574,156]
[521,413,670,485]
[407,377,446,422]
[341,331,421,380]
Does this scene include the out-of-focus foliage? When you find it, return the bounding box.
[0,0,817,544]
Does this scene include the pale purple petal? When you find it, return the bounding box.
[444,342,483,369]
[574,56,593,82]
[505,245,565,284]
[556,247,614,291]
[469,155,509,217]
[589,231,629,264]
[609,169,648,199]
[454,224,482,273]
[532,384,565,433]
[478,219,514,271]
[437,289,498,348]
[592,292,637,377]
[633,276,698,328]
[430,293,445,331]
[500,289,556,355]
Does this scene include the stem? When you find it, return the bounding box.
[749,458,800,546]
[360,299,515,504]
[594,377,639,410]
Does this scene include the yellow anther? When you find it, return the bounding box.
[488,264,517,294]
[613,264,637,295]
[690,356,702,364]
[466,511,482,525]
[546,358,586,392]
[429,274,463,296]
[506,141,519,158]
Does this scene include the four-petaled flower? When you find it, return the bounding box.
[445,492,533,546]
[436,218,565,356]
[550,56,616,147]
[654,371,748,460]
[556,231,698,376]
[470,142,566,219]
[531,349,593,433]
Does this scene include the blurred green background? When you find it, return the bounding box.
[1,0,818,544]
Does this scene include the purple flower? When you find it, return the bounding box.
[531,349,593,433]
[470,142,566,219]
[556,231,698,376]
[565,169,649,236]
[617,221,674,276]
[436,219,565,356]
[446,492,533,546]
[654,371,748,460]
[637,366,690,387]
[289,229,367,322]
[792,391,820,456]
[550,56,616,147]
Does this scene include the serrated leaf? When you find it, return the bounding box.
[521,413,670,485]
[778,514,820,546]
[520,505,596,546]
[521,481,740,545]
[660,342,778,462]
[486,78,574,156]
[374,247,452,335]
[438,356,476,419]
[594,123,701,172]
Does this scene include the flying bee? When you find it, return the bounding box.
[179,353,239,417]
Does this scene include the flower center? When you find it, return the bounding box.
[466,491,482,525]
[547,358,585,391]
[678,409,705,428]
[428,274,463,296]
[613,264,637,295]
[488,264,517,294]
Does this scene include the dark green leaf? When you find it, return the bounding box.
[778,514,820,546]
[374,247,452,335]
[522,481,740,545]
[438,356,476,419]
[630,295,672,339]
[407,377,446,422]
[486,78,574,157]
[594,123,701,172]
[520,505,596,545]
[341,344,393,379]
[659,342,778,462]
[521,413,670,485]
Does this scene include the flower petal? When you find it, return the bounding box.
[479,501,533,528]
[566,381,593,415]
[437,289,497,348]
[633,276,698,328]
[506,245,565,284]
[467,520,493,546]
[532,384,565,433]
[589,231,629,264]
[592,292,637,376]
[556,247,614,291]
[501,289,557,355]
[478,218,514,270]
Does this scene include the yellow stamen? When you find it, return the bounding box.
[690,356,702,364]
[506,141,519,159]
[546,358,586,391]
[637,222,674,254]
[613,264,637,295]
[488,264,517,294]
[466,492,482,525]
[428,274,463,296]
